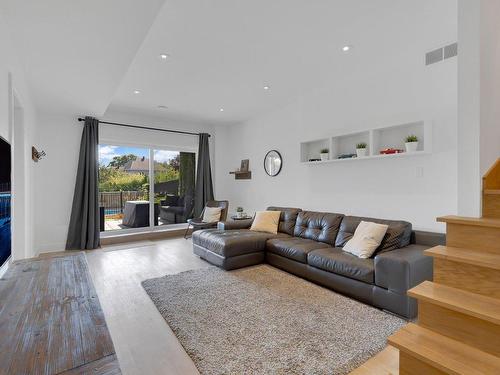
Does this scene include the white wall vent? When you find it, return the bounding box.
[444,42,458,59]
[426,42,458,66]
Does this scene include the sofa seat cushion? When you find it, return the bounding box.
[266,237,331,263]
[192,229,289,258]
[307,247,375,284]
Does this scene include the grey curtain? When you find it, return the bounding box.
[66,116,100,250]
[194,133,214,217]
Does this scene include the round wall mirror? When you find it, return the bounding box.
[264,150,282,177]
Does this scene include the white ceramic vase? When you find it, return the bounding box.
[356,148,367,158]
[320,153,329,161]
[405,142,418,152]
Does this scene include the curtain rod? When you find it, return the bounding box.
[77,117,210,137]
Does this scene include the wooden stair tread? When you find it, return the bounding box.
[388,323,500,375]
[437,215,500,228]
[408,281,500,325]
[349,346,399,375]
[425,245,500,270]
[484,189,500,195]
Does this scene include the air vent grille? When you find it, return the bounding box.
[426,48,443,65]
[426,42,458,66]
[444,42,458,59]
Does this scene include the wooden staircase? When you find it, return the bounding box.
[351,158,500,375]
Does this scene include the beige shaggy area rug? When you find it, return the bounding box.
[142,265,405,375]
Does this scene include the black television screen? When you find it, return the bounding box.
[0,136,11,267]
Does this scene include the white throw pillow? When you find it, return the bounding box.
[202,207,222,223]
[343,221,389,259]
[250,211,281,234]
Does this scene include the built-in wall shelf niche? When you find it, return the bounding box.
[300,120,431,164]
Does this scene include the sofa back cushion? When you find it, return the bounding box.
[336,216,412,254]
[266,206,302,235]
[293,211,344,245]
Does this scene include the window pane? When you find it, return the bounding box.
[154,150,195,227]
[98,145,150,231]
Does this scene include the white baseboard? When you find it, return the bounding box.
[35,243,66,255]
[0,256,12,278]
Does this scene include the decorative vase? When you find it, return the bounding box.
[356,148,367,158]
[405,142,418,152]
[237,211,243,218]
[320,153,329,161]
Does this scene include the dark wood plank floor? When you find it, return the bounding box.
[0,253,120,375]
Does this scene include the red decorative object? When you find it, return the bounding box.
[379,148,404,155]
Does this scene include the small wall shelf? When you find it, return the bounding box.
[300,120,431,164]
[229,171,252,180]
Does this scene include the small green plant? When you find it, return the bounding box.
[320,148,329,154]
[236,206,244,213]
[405,135,418,143]
[356,142,367,149]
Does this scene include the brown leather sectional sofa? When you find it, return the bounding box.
[192,207,445,319]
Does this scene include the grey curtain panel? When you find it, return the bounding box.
[66,116,100,250]
[194,133,214,217]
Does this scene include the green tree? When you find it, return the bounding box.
[169,154,180,171]
[154,168,179,184]
[108,154,137,169]
[99,170,148,192]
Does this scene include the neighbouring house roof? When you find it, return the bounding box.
[122,157,149,173]
[121,157,172,174]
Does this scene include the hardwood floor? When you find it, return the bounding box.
[0,253,120,374]
[86,238,211,375]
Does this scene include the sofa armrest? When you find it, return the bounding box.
[374,245,433,293]
[217,219,253,230]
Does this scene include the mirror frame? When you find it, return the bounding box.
[263,150,283,177]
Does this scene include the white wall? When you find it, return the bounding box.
[34,109,214,253]
[457,0,500,216]
[215,26,458,232]
[0,13,37,260]
[479,1,500,174]
[457,0,481,216]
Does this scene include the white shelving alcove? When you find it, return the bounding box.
[300,120,431,164]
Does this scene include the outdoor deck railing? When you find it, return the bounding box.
[99,191,146,214]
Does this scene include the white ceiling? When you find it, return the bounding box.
[1,0,457,125]
[109,0,457,125]
[0,0,166,116]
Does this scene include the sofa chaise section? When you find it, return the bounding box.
[193,207,301,270]
[193,229,275,270]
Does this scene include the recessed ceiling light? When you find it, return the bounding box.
[160,53,169,60]
[157,105,168,109]
[342,45,352,52]
[263,85,270,90]
[219,108,224,112]
[133,90,141,94]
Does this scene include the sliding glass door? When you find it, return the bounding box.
[98,144,195,233]
[154,151,195,227]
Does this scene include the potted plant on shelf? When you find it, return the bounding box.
[320,148,330,161]
[236,206,244,218]
[405,135,419,152]
[356,142,367,158]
